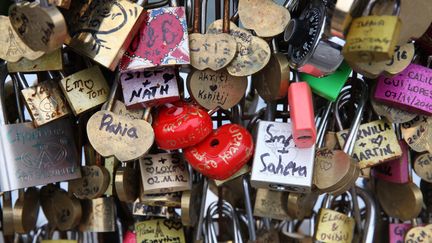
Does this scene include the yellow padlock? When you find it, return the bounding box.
[343,0,401,63]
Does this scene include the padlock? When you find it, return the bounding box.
[184,123,253,180]
[414,153,432,183]
[0,15,44,62]
[404,218,432,242]
[283,0,344,77]
[330,0,368,39]
[252,39,290,102]
[343,0,402,63]
[103,156,119,196]
[389,218,411,243]
[59,61,110,116]
[63,0,146,70]
[181,180,204,226]
[7,48,63,73]
[253,188,289,220]
[87,78,154,161]
[139,152,190,194]
[79,197,116,232]
[204,200,243,243]
[135,219,186,243]
[152,101,213,150]
[114,160,139,203]
[120,0,190,72]
[314,193,355,243]
[374,61,432,116]
[120,68,180,109]
[188,0,236,72]
[238,0,290,38]
[20,71,71,127]
[371,97,417,124]
[372,124,409,184]
[401,115,432,153]
[288,71,316,148]
[138,192,182,208]
[0,72,80,192]
[9,0,67,53]
[250,103,315,192]
[299,61,351,102]
[287,191,319,220]
[279,218,314,242]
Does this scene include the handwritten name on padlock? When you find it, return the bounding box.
[315,208,355,243]
[139,153,190,194]
[250,121,314,192]
[120,7,190,71]
[120,68,179,109]
[375,64,432,115]
[372,141,409,184]
[0,120,80,191]
[135,219,186,243]
[60,66,110,116]
[414,153,432,183]
[389,223,411,243]
[86,111,154,161]
[188,69,247,110]
[337,120,402,169]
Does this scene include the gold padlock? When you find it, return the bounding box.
[343,0,401,63]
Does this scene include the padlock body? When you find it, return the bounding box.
[288,82,316,148]
[139,153,190,194]
[120,7,190,72]
[374,64,432,116]
[79,197,115,232]
[253,189,290,220]
[152,102,213,150]
[389,223,411,243]
[250,121,315,193]
[372,140,409,184]
[300,61,351,101]
[184,124,254,180]
[314,208,355,243]
[343,16,401,63]
[120,68,180,109]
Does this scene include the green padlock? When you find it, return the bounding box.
[300,61,351,101]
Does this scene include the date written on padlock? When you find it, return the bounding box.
[374,64,432,115]
[250,121,315,193]
[337,120,402,169]
[135,219,186,243]
[120,7,190,71]
[120,68,179,109]
[139,153,190,194]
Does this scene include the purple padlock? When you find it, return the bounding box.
[389,222,411,243]
[372,140,409,184]
[374,64,432,116]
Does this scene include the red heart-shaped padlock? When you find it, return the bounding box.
[152,102,213,150]
[183,124,254,180]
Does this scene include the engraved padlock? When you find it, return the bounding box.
[120,0,190,72]
[120,68,180,109]
[374,59,432,116]
[343,0,402,63]
[0,72,80,192]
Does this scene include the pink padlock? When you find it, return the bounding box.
[374,63,432,116]
[389,221,411,243]
[372,140,409,184]
[123,230,136,243]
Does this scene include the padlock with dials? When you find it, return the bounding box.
[120,68,180,109]
[283,0,344,77]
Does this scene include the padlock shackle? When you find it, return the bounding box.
[0,62,8,125]
[316,101,333,148]
[355,187,377,243]
[364,0,401,16]
[104,72,120,112]
[10,73,25,122]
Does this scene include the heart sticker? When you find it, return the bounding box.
[120,7,190,71]
[9,1,67,52]
[207,20,271,77]
[87,111,154,161]
[238,0,290,37]
[187,69,247,110]
[0,16,43,62]
[189,33,237,71]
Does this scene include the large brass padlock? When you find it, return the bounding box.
[343,0,402,63]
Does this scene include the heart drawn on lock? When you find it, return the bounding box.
[184,124,254,180]
[120,7,190,71]
[163,219,183,230]
[152,102,213,150]
[86,111,154,161]
[238,0,290,37]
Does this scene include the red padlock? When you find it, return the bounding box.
[287,72,316,148]
[152,101,213,150]
[183,124,254,180]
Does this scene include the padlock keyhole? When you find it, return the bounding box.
[210,139,219,147]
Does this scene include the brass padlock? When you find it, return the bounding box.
[343,0,402,63]
[7,48,63,73]
[253,188,290,220]
[135,219,186,243]
[79,197,116,232]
